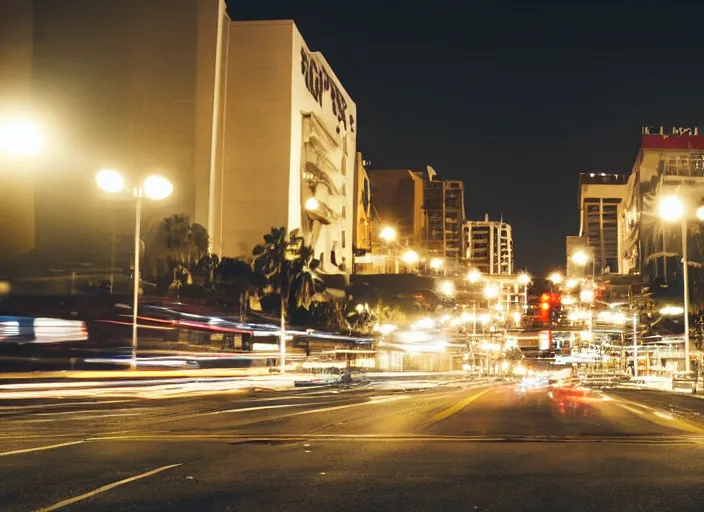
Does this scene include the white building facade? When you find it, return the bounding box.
[219,21,356,278]
[464,215,513,275]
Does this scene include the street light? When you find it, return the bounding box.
[96,169,173,370]
[429,257,444,271]
[548,272,563,285]
[401,249,419,265]
[658,194,692,373]
[0,119,43,156]
[483,283,499,299]
[379,226,397,243]
[466,269,482,283]
[571,250,589,267]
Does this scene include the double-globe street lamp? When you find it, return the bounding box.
[657,195,704,374]
[96,169,174,370]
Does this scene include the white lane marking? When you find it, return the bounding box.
[35,463,183,512]
[202,403,309,416]
[0,440,84,457]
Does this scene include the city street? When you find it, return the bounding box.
[2,380,704,511]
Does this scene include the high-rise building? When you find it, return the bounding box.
[368,169,425,247]
[621,126,704,279]
[220,20,356,278]
[464,214,513,275]
[577,173,628,275]
[420,168,465,265]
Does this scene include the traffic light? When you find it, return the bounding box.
[539,293,560,323]
[539,293,551,323]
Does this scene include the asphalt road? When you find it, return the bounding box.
[3,381,704,511]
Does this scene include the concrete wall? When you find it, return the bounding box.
[222,21,294,257]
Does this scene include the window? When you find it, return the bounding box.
[341,231,346,248]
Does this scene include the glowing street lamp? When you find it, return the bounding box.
[658,194,693,372]
[401,249,419,265]
[466,269,482,283]
[548,272,563,285]
[429,257,444,271]
[571,250,589,266]
[0,119,43,156]
[517,273,531,285]
[517,272,530,312]
[565,278,579,290]
[379,226,397,243]
[483,284,499,299]
[96,169,173,370]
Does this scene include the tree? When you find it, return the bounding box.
[251,227,324,321]
[158,214,209,270]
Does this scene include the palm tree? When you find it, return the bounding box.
[157,214,210,270]
[252,227,323,320]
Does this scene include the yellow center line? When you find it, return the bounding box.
[0,440,84,458]
[35,463,183,512]
[430,387,495,423]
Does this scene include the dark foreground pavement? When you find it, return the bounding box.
[3,381,704,511]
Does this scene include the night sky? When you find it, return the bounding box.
[227,1,704,274]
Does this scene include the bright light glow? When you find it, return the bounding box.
[397,330,432,343]
[143,175,173,200]
[548,272,563,285]
[429,257,444,270]
[373,323,398,335]
[379,226,396,242]
[414,317,435,330]
[483,284,499,299]
[440,314,451,324]
[512,311,522,324]
[0,119,42,156]
[660,306,685,316]
[579,288,595,303]
[466,269,482,283]
[96,169,126,193]
[495,303,504,311]
[571,250,589,266]
[565,278,579,290]
[513,365,527,376]
[659,195,684,222]
[401,249,419,265]
[438,280,456,297]
[479,313,491,324]
[305,197,319,211]
[540,302,550,311]
[501,361,510,371]
[480,342,501,352]
[561,295,577,305]
[354,303,365,314]
[597,311,626,324]
[462,363,471,372]
[697,206,704,221]
[568,310,591,321]
[517,273,531,285]
[459,312,475,323]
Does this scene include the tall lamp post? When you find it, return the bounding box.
[657,195,704,374]
[96,170,173,370]
[517,272,531,314]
